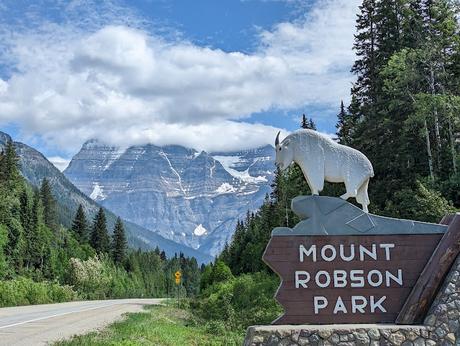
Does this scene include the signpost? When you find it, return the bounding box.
[175,270,181,284]
[174,271,181,308]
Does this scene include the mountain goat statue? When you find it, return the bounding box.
[275,129,374,212]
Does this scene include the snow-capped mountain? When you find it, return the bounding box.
[64,141,275,256]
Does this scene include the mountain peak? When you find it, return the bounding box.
[0,131,13,145]
[82,139,110,149]
[64,139,276,256]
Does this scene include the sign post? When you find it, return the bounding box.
[174,271,182,308]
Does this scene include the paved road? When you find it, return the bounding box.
[0,298,164,345]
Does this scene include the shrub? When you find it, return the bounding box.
[0,277,77,307]
[68,255,156,299]
[68,256,112,299]
[200,260,233,291]
[193,272,282,330]
[383,181,457,223]
[211,260,233,284]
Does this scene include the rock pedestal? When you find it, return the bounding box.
[244,252,460,346]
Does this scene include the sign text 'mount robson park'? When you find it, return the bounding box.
[298,242,410,314]
[264,234,442,324]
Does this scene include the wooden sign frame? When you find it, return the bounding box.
[263,213,460,325]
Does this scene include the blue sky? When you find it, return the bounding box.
[0,0,360,170]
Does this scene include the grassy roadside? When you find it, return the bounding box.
[54,304,244,346]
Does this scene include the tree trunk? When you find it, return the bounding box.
[424,119,435,179]
[430,66,442,171]
[448,117,458,174]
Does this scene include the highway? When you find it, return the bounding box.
[0,298,163,345]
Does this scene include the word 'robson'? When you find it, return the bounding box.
[295,269,403,288]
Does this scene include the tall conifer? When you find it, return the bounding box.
[72,204,88,242]
[90,207,110,254]
[300,114,317,130]
[336,101,355,145]
[40,178,57,231]
[112,217,127,264]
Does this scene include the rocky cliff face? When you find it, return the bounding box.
[64,141,275,256]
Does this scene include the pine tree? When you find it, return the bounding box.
[25,190,46,271]
[112,217,127,265]
[336,100,355,145]
[0,140,20,190]
[19,189,31,234]
[300,114,309,129]
[40,178,57,231]
[71,204,88,242]
[300,114,317,130]
[90,207,110,254]
[351,0,378,108]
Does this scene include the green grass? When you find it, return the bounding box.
[54,304,244,346]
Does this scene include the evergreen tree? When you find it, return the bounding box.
[300,114,317,130]
[3,140,18,180]
[211,260,233,284]
[0,140,21,190]
[336,100,355,145]
[351,0,378,109]
[25,190,47,272]
[90,207,110,254]
[111,217,127,265]
[40,178,57,231]
[71,204,88,242]
[300,114,309,129]
[0,143,24,273]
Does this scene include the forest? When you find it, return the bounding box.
[0,140,200,306]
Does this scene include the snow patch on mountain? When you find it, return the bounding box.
[90,182,105,200]
[159,150,186,196]
[216,182,236,194]
[213,156,268,183]
[194,224,207,236]
[103,149,125,170]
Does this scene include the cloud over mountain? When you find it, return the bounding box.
[0,0,359,154]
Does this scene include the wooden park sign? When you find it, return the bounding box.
[263,195,460,325]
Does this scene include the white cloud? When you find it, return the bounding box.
[0,0,359,154]
[48,156,70,172]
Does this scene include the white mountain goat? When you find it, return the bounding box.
[275,129,374,212]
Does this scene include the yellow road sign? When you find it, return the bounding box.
[175,271,182,279]
[175,278,180,285]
